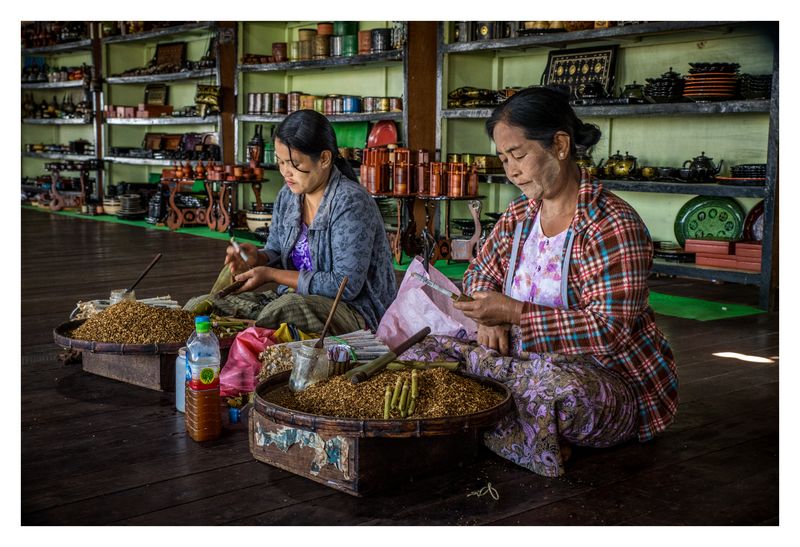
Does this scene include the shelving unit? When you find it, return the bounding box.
[233,21,409,212]
[435,21,778,309]
[21,28,102,199]
[100,22,221,192]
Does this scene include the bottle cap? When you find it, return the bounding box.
[195,316,211,333]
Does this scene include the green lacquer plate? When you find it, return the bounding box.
[674,196,745,247]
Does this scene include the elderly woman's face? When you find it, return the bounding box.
[493,121,565,201]
[274,138,332,195]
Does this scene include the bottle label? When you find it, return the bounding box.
[188,362,219,390]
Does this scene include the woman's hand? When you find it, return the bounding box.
[477,324,511,356]
[233,266,273,293]
[224,242,261,275]
[453,291,524,326]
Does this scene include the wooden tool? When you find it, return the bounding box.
[124,253,162,296]
[214,279,246,299]
[346,326,431,385]
[315,276,349,349]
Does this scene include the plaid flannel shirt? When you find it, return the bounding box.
[463,173,678,441]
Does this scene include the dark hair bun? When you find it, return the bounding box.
[575,122,602,148]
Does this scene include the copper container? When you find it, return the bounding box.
[300,94,318,110]
[298,28,317,41]
[416,163,430,195]
[288,92,302,113]
[272,42,287,62]
[367,165,379,194]
[448,162,466,197]
[224,164,234,175]
[317,22,334,36]
[467,164,479,196]
[389,97,403,112]
[324,95,335,115]
[314,35,330,58]
[233,166,244,178]
[272,92,287,114]
[429,162,446,196]
[376,97,390,112]
[358,30,372,54]
[298,39,313,60]
[362,96,377,113]
[394,162,410,194]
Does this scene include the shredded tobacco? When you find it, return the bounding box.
[267,367,504,419]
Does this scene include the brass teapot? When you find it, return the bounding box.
[613,151,638,177]
[599,150,624,177]
[575,150,598,176]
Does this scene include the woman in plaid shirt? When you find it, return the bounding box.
[450,87,678,476]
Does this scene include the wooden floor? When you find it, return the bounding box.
[20,208,779,525]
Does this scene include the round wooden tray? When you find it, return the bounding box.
[53,318,236,354]
[252,369,514,438]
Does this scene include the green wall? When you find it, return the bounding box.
[441,24,775,244]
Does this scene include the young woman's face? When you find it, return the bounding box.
[492,121,568,201]
[274,138,332,195]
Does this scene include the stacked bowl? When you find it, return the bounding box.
[643,67,686,103]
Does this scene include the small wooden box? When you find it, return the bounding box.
[249,410,482,496]
[82,351,177,391]
[736,258,762,272]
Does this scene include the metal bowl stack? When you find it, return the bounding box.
[117,194,146,220]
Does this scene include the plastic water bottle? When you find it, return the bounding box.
[175,347,187,413]
[185,316,222,441]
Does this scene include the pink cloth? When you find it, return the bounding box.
[220,326,276,397]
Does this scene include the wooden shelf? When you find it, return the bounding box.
[443,21,746,54]
[652,259,762,286]
[22,152,99,163]
[21,80,86,90]
[442,100,771,120]
[105,68,217,85]
[106,116,219,126]
[22,39,93,55]
[238,112,402,123]
[103,156,173,167]
[22,118,92,125]
[102,23,215,44]
[238,50,403,73]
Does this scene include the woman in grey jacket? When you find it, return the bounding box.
[189,110,397,334]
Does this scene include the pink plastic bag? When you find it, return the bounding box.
[220,326,275,397]
[376,256,477,348]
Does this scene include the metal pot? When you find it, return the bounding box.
[683,151,723,181]
[612,151,638,177]
[640,166,656,179]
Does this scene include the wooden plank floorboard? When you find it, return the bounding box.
[20,209,779,525]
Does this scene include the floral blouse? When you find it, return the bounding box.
[290,223,313,272]
[508,211,567,309]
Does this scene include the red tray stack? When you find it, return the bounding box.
[735,242,763,272]
[684,239,761,272]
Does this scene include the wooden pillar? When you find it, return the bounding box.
[216,21,237,165]
[405,22,439,246]
[406,22,437,151]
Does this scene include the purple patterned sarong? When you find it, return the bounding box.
[401,335,638,477]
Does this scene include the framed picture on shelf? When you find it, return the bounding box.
[155,41,187,67]
[144,84,168,106]
[541,45,618,100]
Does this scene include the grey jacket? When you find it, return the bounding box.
[259,165,397,330]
